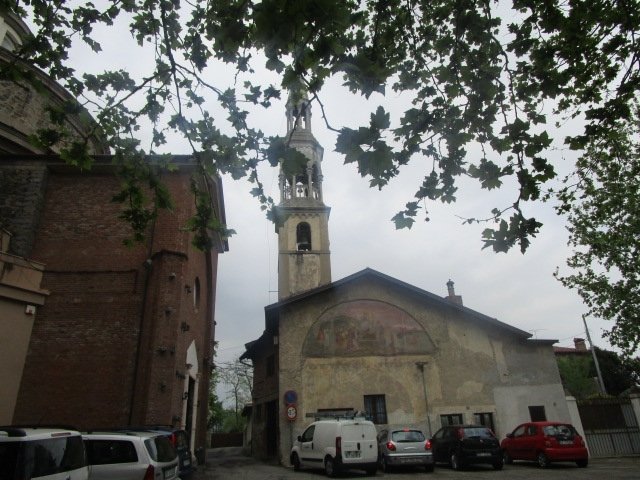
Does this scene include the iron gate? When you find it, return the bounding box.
[577,397,640,457]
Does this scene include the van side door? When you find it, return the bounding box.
[298,425,322,467]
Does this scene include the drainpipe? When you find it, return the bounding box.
[415,361,432,437]
[129,216,157,424]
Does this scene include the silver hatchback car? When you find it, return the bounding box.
[377,428,434,473]
[83,431,178,480]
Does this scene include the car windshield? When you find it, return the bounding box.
[391,430,425,442]
[543,425,576,438]
[145,436,177,463]
[461,427,494,438]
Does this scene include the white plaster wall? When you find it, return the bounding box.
[493,383,571,437]
[0,301,35,424]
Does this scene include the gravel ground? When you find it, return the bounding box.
[189,447,640,480]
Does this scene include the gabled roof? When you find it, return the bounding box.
[263,267,548,341]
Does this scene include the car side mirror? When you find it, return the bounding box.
[506,433,514,438]
[297,435,303,442]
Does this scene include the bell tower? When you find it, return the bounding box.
[275,91,331,300]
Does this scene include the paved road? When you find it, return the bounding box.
[191,447,640,480]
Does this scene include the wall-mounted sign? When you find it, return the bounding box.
[284,390,297,404]
[286,404,297,421]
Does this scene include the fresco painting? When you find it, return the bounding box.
[303,300,435,357]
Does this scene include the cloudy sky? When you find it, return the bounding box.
[32,4,616,403]
[213,82,613,374]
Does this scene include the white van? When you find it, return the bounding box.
[290,417,378,477]
[0,426,89,480]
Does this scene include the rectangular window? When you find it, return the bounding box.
[528,405,547,422]
[474,412,495,432]
[440,413,463,427]
[266,354,275,377]
[364,395,387,424]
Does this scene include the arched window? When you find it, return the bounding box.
[311,164,320,199]
[296,223,312,251]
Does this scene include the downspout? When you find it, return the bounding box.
[129,215,157,424]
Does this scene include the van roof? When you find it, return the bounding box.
[0,426,81,440]
[314,418,374,425]
[82,431,160,439]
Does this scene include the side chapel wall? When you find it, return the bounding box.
[276,277,568,464]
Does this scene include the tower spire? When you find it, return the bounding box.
[275,90,331,299]
[286,89,312,134]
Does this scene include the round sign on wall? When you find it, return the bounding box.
[286,404,297,421]
[284,390,297,404]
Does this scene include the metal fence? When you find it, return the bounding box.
[578,398,640,457]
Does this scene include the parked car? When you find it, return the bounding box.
[501,421,588,468]
[83,430,179,480]
[128,426,194,478]
[290,416,378,477]
[0,425,89,480]
[431,424,503,470]
[377,427,434,472]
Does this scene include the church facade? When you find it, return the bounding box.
[0,12,227,452]
[241,92,570,464]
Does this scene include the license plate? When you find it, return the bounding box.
[163,466,177,479]
[400,458,421,464]
[477,452,491,457]
[345,451,361,458]
[184,459,191,466]
[560,441,573,445]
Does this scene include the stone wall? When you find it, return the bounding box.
[0,160,48,257]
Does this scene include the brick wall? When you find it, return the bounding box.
[13,165,221,452]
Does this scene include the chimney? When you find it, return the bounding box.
[445,279,463,306]
[574,338,587,351]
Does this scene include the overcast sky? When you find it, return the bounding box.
[213,82,614,374]
[35,5,618,405]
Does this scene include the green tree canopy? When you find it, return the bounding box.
[557,348,640,399]
[1,0,638,353]
[216,359,253,429]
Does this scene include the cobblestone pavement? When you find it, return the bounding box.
[189,447,640,480]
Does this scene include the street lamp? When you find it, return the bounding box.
[582,314,607,394]
[415,361,432,437]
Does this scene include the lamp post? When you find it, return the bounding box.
[582,314,607,394]
[415,361,432,437]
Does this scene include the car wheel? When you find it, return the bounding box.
[576,459,588,468]
[503,450,513,465]
[450,452,462,471]
[291,453,300,471]
[324,456,336,477]
[493,460,504,471]
[425,464,434,473]
[536,452,549,468]
[365,466,377,476]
